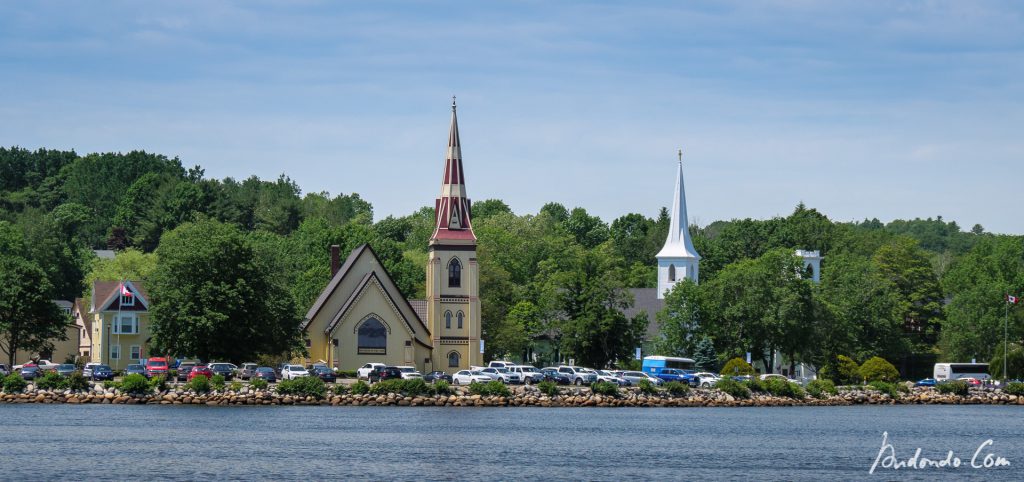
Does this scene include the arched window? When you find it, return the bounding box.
[357,318,387,355]
[457,311,464,329]
[668,264,676,282]
[445,311,452,329]
[448,258,462,287]
[448,351,461,368]
[804,264,815,279]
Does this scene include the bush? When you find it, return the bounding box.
[714,378,751,399]
[868,381,900,398]
[537,380,559,396]
[434,380,451,395]
[662,381,690,397]
[1004,382,1024,396]
[720,358,754,377]
[210,374,226,391]
[121,374,150,394]
[350,380,370,394]
[369,379,433,396]
[3,374,28,393]
[168,369,178,379]
[148,375,168,392]
[37,371,64,390]
[187,375,211,393]
[332,383,348,395]
[936,380,969,396]
[103,381,120,390]
[636,379,658,395]
[745,378,766,393]
[229,380,243,392]
[64,372,90,391]
[468,380,511,397]
[764,378,805,399]
[860,356,900,383]
[820,355,861,385]
[806,379,837,399]
[250,378,269,390]
[277,376,327,399]
[590,381,620,397]
[337,370,358,379]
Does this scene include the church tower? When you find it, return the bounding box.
[656,149,701,299]
[426,99,482,371]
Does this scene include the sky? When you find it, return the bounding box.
[1,1,1022,234]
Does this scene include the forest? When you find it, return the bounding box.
[1,146,1022,377]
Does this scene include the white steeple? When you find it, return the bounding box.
[656,149,700,298]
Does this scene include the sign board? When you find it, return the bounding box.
[746,352,751,364]
[635,347,642,361]
[480,339,485,354]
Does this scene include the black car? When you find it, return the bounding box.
[253,367,277,383]
[20,366,43,380]
[208,363,235,380]
[91,365,114,381]
[423,371,452,384]
[369,366,402,383]
[309,366,336,383]
[176,363,196,382]
[125,364,148,378]
[541,368,571,385]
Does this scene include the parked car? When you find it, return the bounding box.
[693,372,721,388]
[487,361,517,369]
[423,371,452,384]
[238,363,259,380]
[176,363,196,381]
[281,365,310,380]
[479,367,521,384]
[509,365,545,385]
[452,370,492,385]
[207,363,235,380]
[357,363,387,380]
[556,366,598,386]
[540,367,572,385]
[20,366,43,380]
[309,366,337,383]
[56,364,77,377]
[915,378,937,387]
[144,357,170,379]
[759,373,799,384]
[0,364,8,377]
[91,365,114,381]
[15,359,57,371]
[125,364,148,378]
[396,366,423,380]
[621,371,657,386]
[253,367,277,383]
[82,362,100,378]
[188,365,214,381]
[657,368,698,386]
[957,377,982,388]
[368,366,402,383]
[595,370,629,386]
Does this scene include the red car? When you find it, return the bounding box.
[957,377,982,387]
[145,357,169,378]
[188,365,214,381]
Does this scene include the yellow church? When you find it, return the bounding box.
[300,101,483,373]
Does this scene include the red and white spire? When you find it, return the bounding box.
[430,98,476,244]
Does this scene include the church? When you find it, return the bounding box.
[300,101,483,373]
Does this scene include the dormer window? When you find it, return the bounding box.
[120,287,135,307]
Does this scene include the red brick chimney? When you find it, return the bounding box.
[330,245,340,277]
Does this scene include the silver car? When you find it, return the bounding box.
[621,371,664,386]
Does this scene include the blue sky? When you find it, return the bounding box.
[1,1,1022,233]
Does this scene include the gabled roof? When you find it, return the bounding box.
[91,280,149,312]
[623,288,665,343]
[407,299,428,323]
[323,272,426,340]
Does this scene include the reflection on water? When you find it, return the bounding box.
[1,404,1022,480]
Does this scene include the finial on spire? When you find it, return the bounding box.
[452,95,457,111]
[678,148,683,165]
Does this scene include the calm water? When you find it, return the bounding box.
[1,404,1022,480]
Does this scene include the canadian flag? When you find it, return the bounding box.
[1009,295,1019,304]
[121,284,132,297]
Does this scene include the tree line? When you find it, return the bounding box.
[1,146,1021,376]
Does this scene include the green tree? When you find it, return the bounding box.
[873,237,945,350]
[692,336,719,372]
[654,279,702,357]
[149,218,301,362]
[83,248,159,303]
[0,254,69,367]
[471,199,512,220]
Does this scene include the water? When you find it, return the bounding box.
[1,404,1022,480]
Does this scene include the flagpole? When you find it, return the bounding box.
[1005,294,1009,383]
[117,280,122,371]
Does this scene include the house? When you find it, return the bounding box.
[88,280,151,369]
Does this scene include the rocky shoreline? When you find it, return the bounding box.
[3,384,1023,407]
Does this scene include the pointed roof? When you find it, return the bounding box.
[656,150,700,260]
[430,98,477,244]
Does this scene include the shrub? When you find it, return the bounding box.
[64,372,90,391]
[121,374,150,394]
[3,374,28,393]
[590,381,620,397]
[187,375,211,393]
[764,378,805,399]
[714,378,751,399]
[806,379,837,399]
[148,375,168,392]
[250,378,269,390]
[537,380,559,396]
[662,381,691,397]
[168,369,178,379]
[745,378,766,393]
[860,356,900,383]
[468,380,511,397]
[337,370,358,379]
[103,381,120,390]
[434,380,451,395]
[37,371,64,390]
[868,381,900,398]
[820,355,861,385]
[636,379,658,395]
[210,374,226,390]
[368,378,434,396]
[350,380,370,394]
[720,358,754,377]
[1004,382,1024,396]
[332,383,348,395]
[277,376,327,399]
[936,380,969,396]
[229,380,243,392]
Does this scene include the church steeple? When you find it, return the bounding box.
[430,98,476,245]
[655,149,700,298]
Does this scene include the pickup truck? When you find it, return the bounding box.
[15,359,58,372]
[656,368,699,387]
